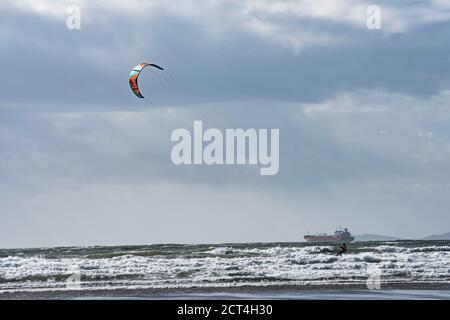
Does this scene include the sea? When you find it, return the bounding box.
[0,240,449,299]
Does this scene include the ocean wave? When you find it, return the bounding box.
[1,241,450,292]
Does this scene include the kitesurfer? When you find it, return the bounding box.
[336,243,347,257]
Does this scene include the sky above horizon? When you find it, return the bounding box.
[1,0,450,248]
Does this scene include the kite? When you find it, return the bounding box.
[129,63,164,98]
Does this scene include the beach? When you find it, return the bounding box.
[1,284,450,300]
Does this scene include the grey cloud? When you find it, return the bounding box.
[1,0,450,110]
[2,1,450,247]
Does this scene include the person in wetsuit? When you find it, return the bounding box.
[336,243,347,257]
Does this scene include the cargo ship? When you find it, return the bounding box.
[304,228,354,243]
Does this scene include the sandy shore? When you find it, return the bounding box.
[1,282,450,300]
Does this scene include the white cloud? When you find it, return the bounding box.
[3,0,450,54]
[243,16,343,53]
[0,0,68,17]
[292,89,450,167]
[299,90,450,116]
[241,0,450,33]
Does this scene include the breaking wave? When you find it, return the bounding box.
[1,241,449,293]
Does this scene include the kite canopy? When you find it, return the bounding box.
[129,63,164,98]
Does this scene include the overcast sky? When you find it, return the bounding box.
[1,0,450,248]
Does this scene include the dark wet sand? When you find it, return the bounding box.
[1,282,450,300]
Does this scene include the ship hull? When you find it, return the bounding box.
[304,236,354,243]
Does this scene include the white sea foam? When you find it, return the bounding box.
[1,242,449,293]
